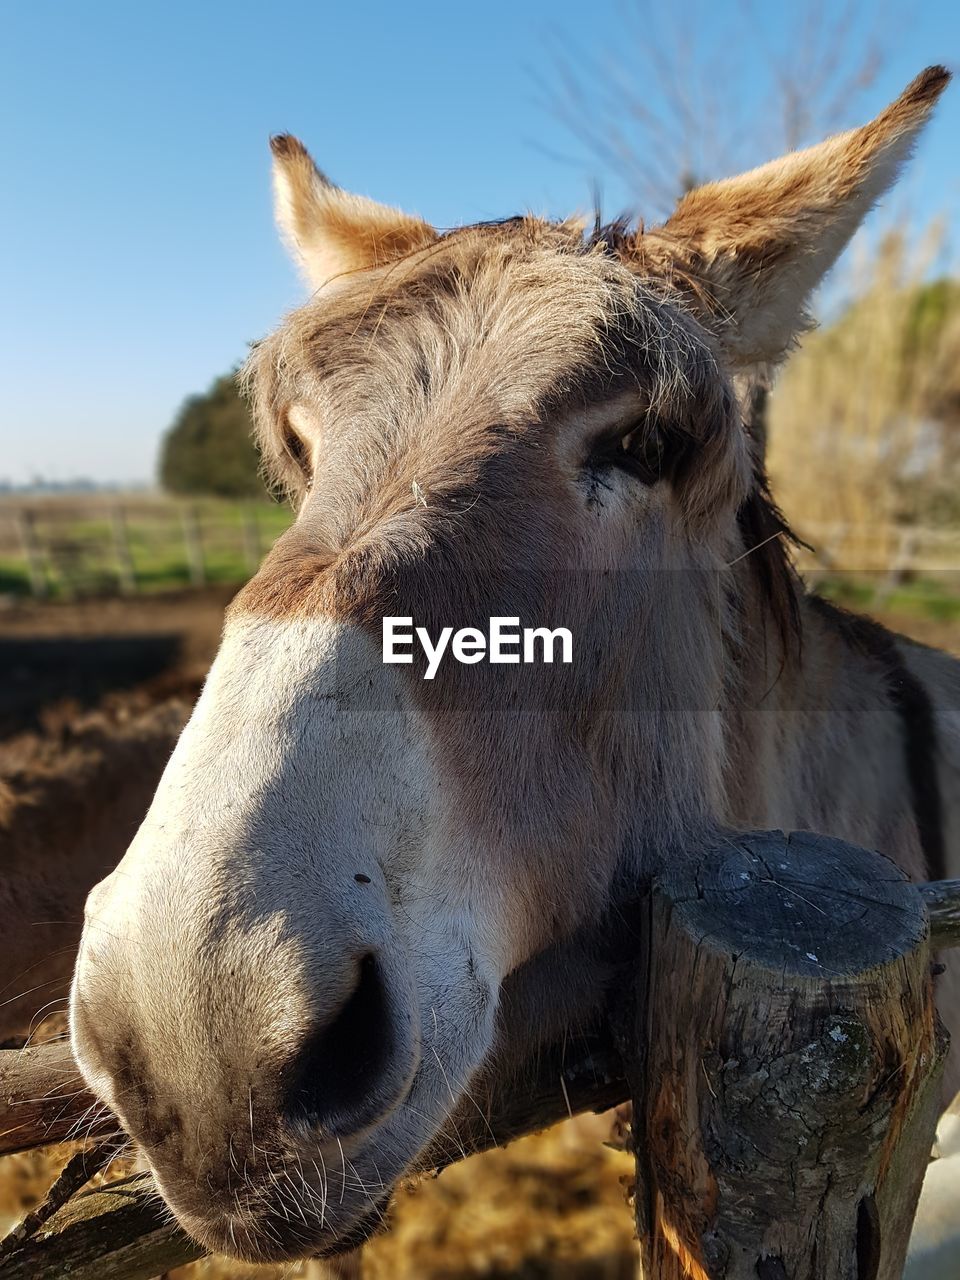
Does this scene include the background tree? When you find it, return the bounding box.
[768,232,960,566]
[159,373,264,498]
[547,0,889,217]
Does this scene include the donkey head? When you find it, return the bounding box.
[71,68,948,1260]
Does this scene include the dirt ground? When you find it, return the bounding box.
[0,587,233,738]
[0,586,956,1278]
[0,586,232,651]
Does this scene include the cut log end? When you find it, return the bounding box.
[629,829,948,1280]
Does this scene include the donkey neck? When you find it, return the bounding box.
[720,571,943,882]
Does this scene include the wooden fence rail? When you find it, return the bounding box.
[2,830,960,1279]
[792,521,960,586]
[3,506,960,601]
[0,500,290,598]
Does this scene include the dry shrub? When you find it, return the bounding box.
[768,223,960,573]
[2,1117,637,1280]
[162,1114,638,1279]
[359,1116,637,1280]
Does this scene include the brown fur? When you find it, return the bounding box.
[271,134,437,291]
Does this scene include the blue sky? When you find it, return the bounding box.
[2,0,958,484]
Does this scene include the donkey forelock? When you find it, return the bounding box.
[245,217,742,509]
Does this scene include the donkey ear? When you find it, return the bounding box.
[270,135,438,291]
[648,66,950,367]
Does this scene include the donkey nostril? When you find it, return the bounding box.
[283,953,394,1136]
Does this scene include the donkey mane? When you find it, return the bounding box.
[247,218,724,484]
[734,472,804,664]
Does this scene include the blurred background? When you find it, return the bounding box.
[1,1,958,1276]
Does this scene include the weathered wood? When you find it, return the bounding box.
[0,1174,202,1280]
[626,830,948,1280]
[0,1140,116,1259]
[0,1043,116,1157]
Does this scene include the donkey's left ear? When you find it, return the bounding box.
[270,135,438,292]
[647,66,950,367]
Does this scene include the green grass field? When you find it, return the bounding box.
[815,573,960,622]
[0,497,293,597]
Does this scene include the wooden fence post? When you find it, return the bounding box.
[180,505,205,587]
[15,509,47,598]
[617,830,947,1280]
[241,503,262,575]
[110,507,137,594]
[876,529,919,604]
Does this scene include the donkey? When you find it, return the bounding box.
[70,67,959,1262]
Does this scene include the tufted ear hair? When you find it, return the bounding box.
[270,135,438,292]
[644,66,950,368]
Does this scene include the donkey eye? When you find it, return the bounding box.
[587,424,664,486]
[281,421,312,482]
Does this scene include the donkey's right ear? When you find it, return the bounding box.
[644,66,950,368]
[270,136,438,292]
